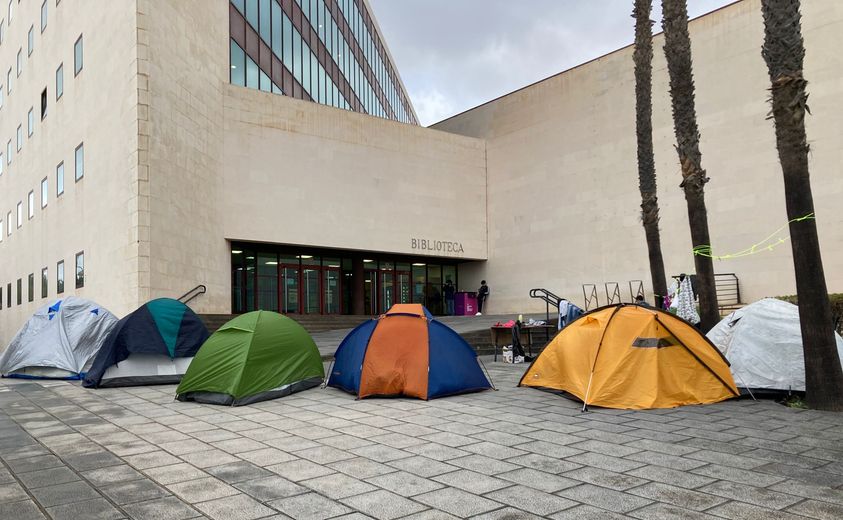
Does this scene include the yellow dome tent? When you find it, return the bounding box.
[519,304,739,409]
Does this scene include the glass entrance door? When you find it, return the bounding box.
[364,270,378,315]
[395,270,410,305]
[302,267,321,314]
[280,264,299,314]
[323,268,341,314]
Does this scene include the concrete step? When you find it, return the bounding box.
[199,314,372,334]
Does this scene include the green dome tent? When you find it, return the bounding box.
[175,311,324,406]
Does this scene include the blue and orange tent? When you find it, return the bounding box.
[327,304,494,399]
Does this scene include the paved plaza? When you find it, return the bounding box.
[1,361,843,520]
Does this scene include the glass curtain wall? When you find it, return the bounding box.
[231,245,457,315]
[229,0,416,123]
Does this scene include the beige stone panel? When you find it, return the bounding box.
[442,0,843,314]
[222,86,487,261]
[144,0,229,314]
[0,1,139,346]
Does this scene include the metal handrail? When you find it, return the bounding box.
[529,288,563,339]
[178,284,206,305]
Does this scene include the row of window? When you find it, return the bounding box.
[230,0,413,123]
[1,0,58,45]
[0,143,83,242]
[0,28,79,115]
[0,251,83,311]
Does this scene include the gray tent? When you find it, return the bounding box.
[0,297,118,379]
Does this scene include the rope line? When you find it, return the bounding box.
[692,213,814,260]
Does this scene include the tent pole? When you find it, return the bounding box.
[320,359,335,389]
[735,373,757,401]
[477,357,497,390]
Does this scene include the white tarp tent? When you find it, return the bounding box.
[707,298,843,392]
[0,297,118,379]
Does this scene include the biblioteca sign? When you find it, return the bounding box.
[411,238,465,254]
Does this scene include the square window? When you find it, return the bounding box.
[55,63,62,99]
[41,177,47,207]
[27,25,33,55]
[6,282,11,307]
[41,88,46,119]
[56,260,64,293]
[16,279,21,306]
[27,190,34,219]
[0,20,4,45]
[41,267,48,298]
[5,211,10,236]
[5,140,10,163]
[75,252,84,288]
[16,125,21,151]
[74,35,82,75]
[56,161,64,195]
[75,143,84,181]
[16,48,20,76]
[28,273,33,302]
[27,107,33,136]
[40,1,47,32]
[16,201,22,228]
[7,1,12,23]
[6,68,11,94]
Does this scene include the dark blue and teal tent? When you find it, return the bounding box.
[83,298,209,388]
[327,304,494,400]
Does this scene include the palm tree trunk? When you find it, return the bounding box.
[761,0,843,411]
[661,0,720,331]
[633,0,668,309]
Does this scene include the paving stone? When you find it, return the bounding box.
[415,487,500,517]
[166,476,238,504]
[46,497,123,520]
[340,489,427,520]
[568,439,642,458]
[65,451,125,472]
[365,470,443,496]
[627,502,719,519]
[349,444,412,463]
[565,451,646,473]
[82,464,144,486]
[557,483,652,513]
[755,462,843,487]
[29,480,101,508]
[194,493,276,520]
[469,507,546,519]
[366,432,427,450]
[625,450,709,471]
[236,447,297,466]
[0,499,47,520]
[385,455,456,478]
[506,453,582,474]
[433,469,509,494]
[516,440,583,458]
[123,451,183,470]
[177,449,240,469]
[496,467,578,493]
[549,504,629,519]
[485,485,577,516]
[146,463,208,485]
[563,465,649,491]
[189,429,241,443]
[234,475,306,501]
[122,496,200,520]
[786,499,843,520]
[0,482,29,503]
[768,479,843,505]
[269,492,352,520]
[301,472,377,499]
[706,501,810,520]
[17,466,80,488]
[267,459,335,482]
[450,454,520,475]
[317,434,374,451]
[100,478,170,505]
[399,511,458,520]
[6,454,63,473]
[159,439,210,456]
[205,461,272,484]
[626,464,715,490]
[626,482,728,511]
[691,463,787,487]
[294,445,357,465]
[698,480,802,509]
[404,443,470,462]
[329,457,396,479]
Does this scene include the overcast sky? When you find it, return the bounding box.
[369,0,737,126]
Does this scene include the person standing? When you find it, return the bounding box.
[476,280,490,315]
[443,279,455,315]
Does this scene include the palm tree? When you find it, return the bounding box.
[761,0,843,411]
[660,0,719,331]
[633,0,667,308]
